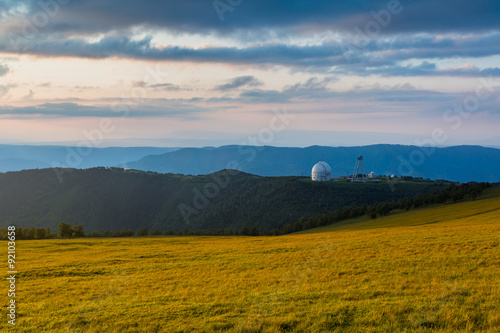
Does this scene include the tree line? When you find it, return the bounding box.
[275,181,492,234]
[73,181,494,237]
[0,182,492,240]
[0,223,85,240]
[0,227,55,240]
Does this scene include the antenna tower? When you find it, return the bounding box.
[351,155,367,183]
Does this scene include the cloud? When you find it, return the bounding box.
[0,101,210,119]
[0,85,10,97]
[239,83,459,106]
[238,76,337,103]
[282,76,337,99]
[3,0,500,37]
[71,85,98,92]
[131,80,147,87]
[2,32,500,78]
[2,81,498,122]
[340,61,500,77]
[0,63,9,76]
[23,89,35,100]
[0,82,17,98]
[0,34,340,66]
[149,83,181,91]
[214,76,263,91]
[239,89,290,103]
[132,80,182,91]
[0,1,498,77]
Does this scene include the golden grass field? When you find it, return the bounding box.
[6,187,500,332]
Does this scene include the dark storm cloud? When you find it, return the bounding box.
[2,31,500,74]
[0,35,339,65]
[0,34,500,70]
[6,0,500,35]
[0,0,499,75]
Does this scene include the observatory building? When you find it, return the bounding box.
[311,162,332,181]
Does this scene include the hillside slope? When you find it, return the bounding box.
[298,186,500,234]
[16,187,500,332]
[0,168,449,233]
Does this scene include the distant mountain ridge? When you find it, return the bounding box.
[0,145,179,172]
[1,144,499,183]
[127,144,500,183]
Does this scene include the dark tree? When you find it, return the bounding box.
[72,225,85,238]
[58,222,73,239]
[35,228,47,239]
[150,228,162,235]
[376,202,392,216]
[136,227,148,236]
[368,208,377,220]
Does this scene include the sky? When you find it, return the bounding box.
[0,0,499,148]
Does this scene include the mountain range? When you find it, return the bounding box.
[0,145,177,171]
[1,144,499,183]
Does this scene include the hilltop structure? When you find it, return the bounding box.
[351,155,367,183]
[311,162,332,181]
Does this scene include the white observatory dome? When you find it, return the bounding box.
[311,162,332,181]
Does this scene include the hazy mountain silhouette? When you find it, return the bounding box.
[127,144,500,183]
[0,145,179,172]
[1,144,498,183]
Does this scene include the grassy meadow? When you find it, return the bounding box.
[6,187,500,332]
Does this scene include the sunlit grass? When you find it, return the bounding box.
[8,188,500,332]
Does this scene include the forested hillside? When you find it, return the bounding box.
[0,168,452,233]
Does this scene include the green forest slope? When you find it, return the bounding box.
[0,167,450,232]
